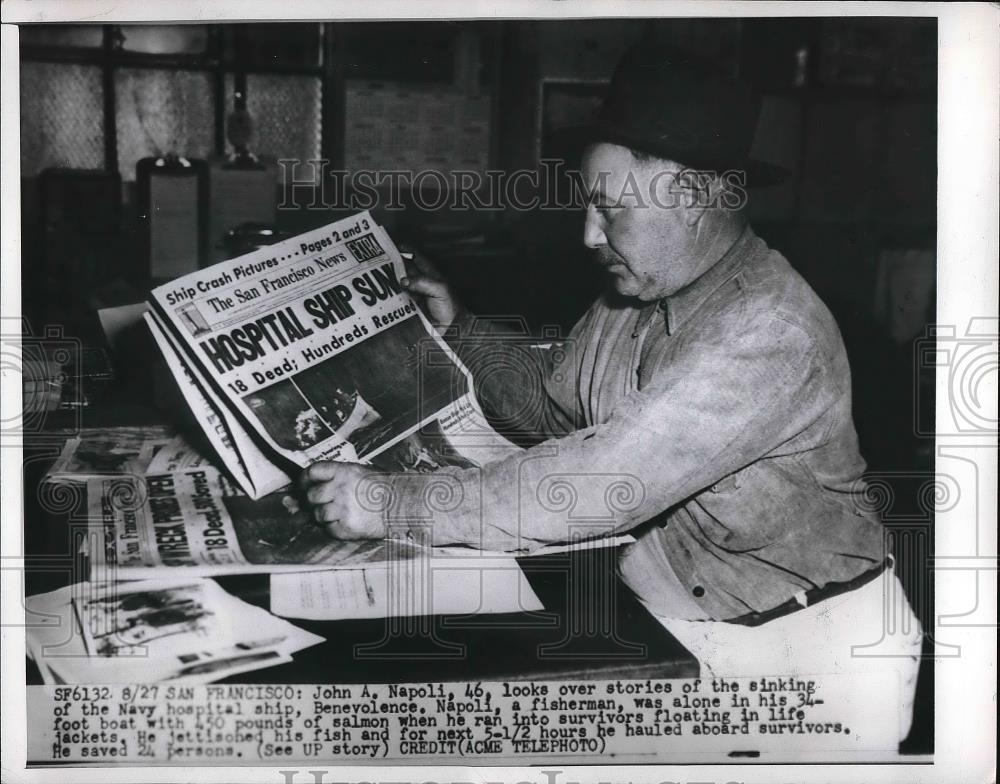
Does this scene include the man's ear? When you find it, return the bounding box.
[676,170,717,227]
[648,165,688,213]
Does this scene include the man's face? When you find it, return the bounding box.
[581,142,699,301]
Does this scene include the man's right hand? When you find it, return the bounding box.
[400,248,462,332]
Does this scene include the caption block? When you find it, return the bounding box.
[27,675,898,764]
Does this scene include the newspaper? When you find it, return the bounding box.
[25,578,323,684]
[145,313,293,497]
[87,466,424,579]
[146,210,519,499]
[144,434,214,473]
[45,426,175,483]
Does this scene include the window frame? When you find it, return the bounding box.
[19,23,337,176]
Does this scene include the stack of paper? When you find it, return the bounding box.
[25,578,323,684]
[270,557,544,621]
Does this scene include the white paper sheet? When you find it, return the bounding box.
[269,558,543,620]
[96,301,149,354]
[433,533,636,559]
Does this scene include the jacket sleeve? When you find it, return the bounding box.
[381,311,839,551]
[444,310,583,446]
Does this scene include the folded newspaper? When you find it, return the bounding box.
[86,461,634,579]
[87,465,427,579]
[145,211,519,500]
[44,426,223,489]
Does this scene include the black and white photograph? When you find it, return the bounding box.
[76,581,215,656]
[1,3,997,783]
[239,312,470,457]
[244,379,336,450]
[368,420,478,473]
[44,424,173,477]
[291,314,470,457]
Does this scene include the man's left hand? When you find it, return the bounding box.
[301,462,387,541]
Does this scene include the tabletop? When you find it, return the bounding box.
[21,382,700,686]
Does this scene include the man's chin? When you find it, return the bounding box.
[609,277,667,303]
[608,274,640,298]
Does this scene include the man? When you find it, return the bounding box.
[302,48,922,743]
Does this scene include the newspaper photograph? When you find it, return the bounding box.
[44,426,175,483]
[144,435,215,475]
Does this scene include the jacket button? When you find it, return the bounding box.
[692,586,705,598]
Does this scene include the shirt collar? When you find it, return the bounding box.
[660,223,759,335]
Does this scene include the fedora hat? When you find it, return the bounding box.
[589,45,789,186]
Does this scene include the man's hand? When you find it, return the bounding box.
[300,462,387,541]
[400,248,462,332]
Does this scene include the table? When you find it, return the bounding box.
[22,397,700,686]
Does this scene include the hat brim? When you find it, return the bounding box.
[546,124,791,188]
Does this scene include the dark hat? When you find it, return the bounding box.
[589,45,789,186]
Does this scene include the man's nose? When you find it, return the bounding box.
[583,207,606,249]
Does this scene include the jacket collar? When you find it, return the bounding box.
[660,223,760,335]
